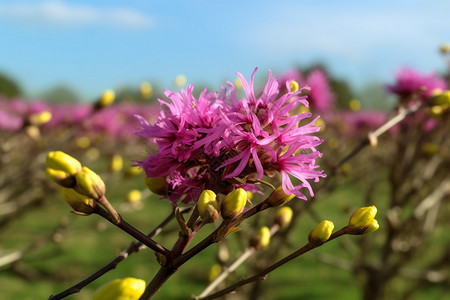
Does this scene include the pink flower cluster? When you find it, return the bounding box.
[388,67,447,101]
[136,68,326,205]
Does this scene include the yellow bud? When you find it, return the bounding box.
[28,111,52,126]
[174,74,187,87]
[99,89,115,108]
[246,190,254,201]
[86,147,100,161]
[265,186,295,207]
[364,219,379,234]
[125,166,143,177]
[46,151,82,176]
[144,177,167,195]
[60,187,96,215]
[110,154,123,173]
[429,90,450,106]
[76,136,91,149]
[92,277,146,300]
[251,226,271,250]
[74,167,105,199]
[428,105,445,118]
[440,43,450,54]
[140,82,153,99]
[348,205,378,234]
[308,220,334,245]
[289,80,299,92]
[422,143,440,156]
[197,190,219,223]
[127,189,142,204]
[274,206,293,229]
[221,188,247,219]
[208,264,222,283]
[46,168,76,188]
[349,99,361,111]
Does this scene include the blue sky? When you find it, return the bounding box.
[0,0,449,100]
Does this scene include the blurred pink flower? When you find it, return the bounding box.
[388,67,447,101]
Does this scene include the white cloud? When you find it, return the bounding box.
[0,0,154,29]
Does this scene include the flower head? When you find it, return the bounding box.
[136,68,325,205]
[388,67,447,101]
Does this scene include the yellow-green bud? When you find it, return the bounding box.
[98,89,115,108]
[46,151,82,187]
[144,177,167,195]
[207,264,222,283]
[348,205,377,228]
[74,167,106,199]
[127,189,142,204]
[140,82,153,99]
[265,186,295,207]
[364,219,380,234]
[221,188,247,219]
[46,151,82,176]
[429,90,450,106]
[92,277,146,300]
[60,187,96,215]
[110,154,123,173]
[174,74,187,87]
[124,166,143,177]
[251,226,271,250]
[197,190,219,223]
[28,111,52,126]
[289,80,299,92]
[440,43,450,54]
[274,206,294,229]
[308,220,334,245]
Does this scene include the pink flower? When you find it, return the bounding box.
[388,67,447,101]
[136,68,326,205]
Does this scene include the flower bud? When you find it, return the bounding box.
[74,167,106,199]
[197,190,219,223]
[46,151,82,176]
[221,188,247,219]
[429,90,450,106]
[125,166,143,177]
[308,220,334,245]
[348,205,377,228]
[348,205,379,234]
[140,82,153,99]
[144,177,167,195]
[46,151,82,187]
[98,89,115,108]
[28,111,52,126]
[250,226,271,250]
[207,264,222,283]
[60,187,96,215]
[364,219,380,234]
[174,74,187,87]
[127,189,142,204]
[92,277,146,300]
[274,206,293,229]
[265,186,295,207]
[440,43,450,54]
[110,154,123,173]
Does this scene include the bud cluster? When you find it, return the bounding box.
[46,151,107,216]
